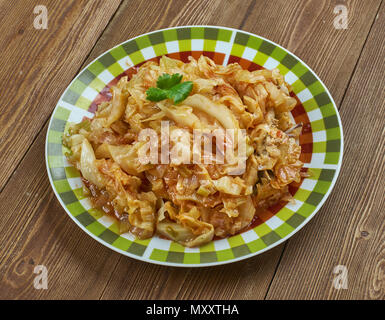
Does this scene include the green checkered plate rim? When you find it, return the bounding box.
[45,26,343,267]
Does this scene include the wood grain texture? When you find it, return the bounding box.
[0,123,122,299]
[242,0,382,107]
[0,0,122,191]
[0,0,383,300]
[81,0,256,66]
[266,2,385,300]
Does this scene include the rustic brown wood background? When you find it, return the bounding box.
[0,0,384,300]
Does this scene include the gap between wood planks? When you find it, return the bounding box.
[238,0,257,29]
[263,241,288,299]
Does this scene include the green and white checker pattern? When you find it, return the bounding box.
[46,26,343,266]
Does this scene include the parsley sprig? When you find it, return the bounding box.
[146,73,193,104]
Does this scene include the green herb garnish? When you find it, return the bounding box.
[146,73,193,104]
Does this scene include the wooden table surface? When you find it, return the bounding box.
[0,0,384,300]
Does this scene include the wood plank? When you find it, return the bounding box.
[78,0,256,66]
[0,0,381,299]
[0,0,122,191]
[266,2,385,299]
[0,123,122,299]
[242,0,382,107]
[99,246,283,300]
